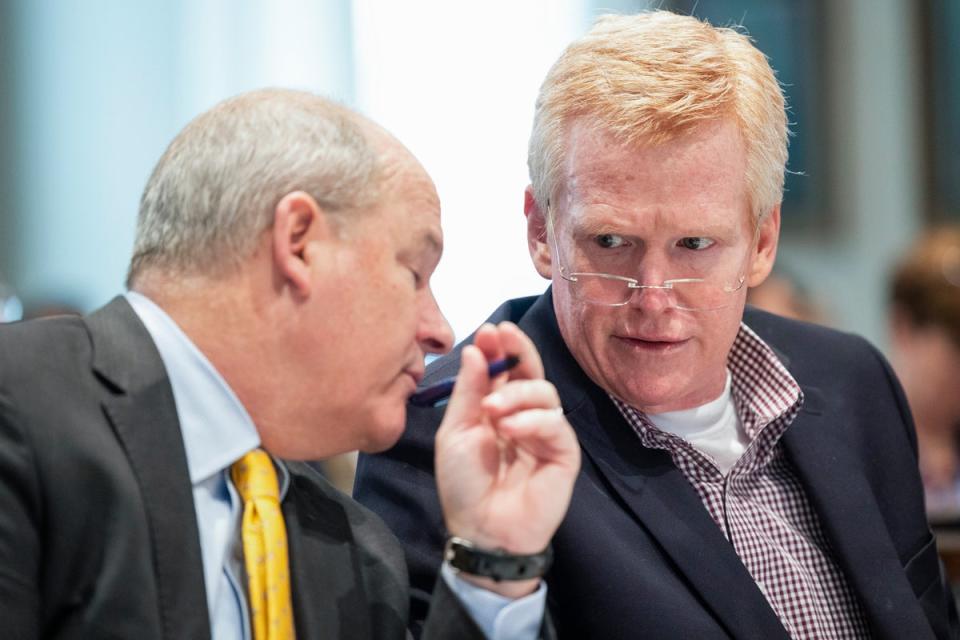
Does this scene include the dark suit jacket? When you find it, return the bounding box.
[0,297,486,640]
[355,290,960,639]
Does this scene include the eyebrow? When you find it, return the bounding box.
[570,216,738,239]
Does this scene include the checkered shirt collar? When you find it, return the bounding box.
[611,321,803,473]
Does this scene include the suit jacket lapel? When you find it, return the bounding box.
[284,464,377,640]
[521,291,790,639]
[86,298,211,640]
[783,386,935,639]
[570,382,790,638]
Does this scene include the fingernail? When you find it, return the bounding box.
[485,392,504,408]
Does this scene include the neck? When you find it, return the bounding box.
[133,269,282,428]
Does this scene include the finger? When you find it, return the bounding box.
[481,379,561,420]
[495,409,581,468]
[472,324,513,392]
[495,322,544,380]
[472,323,506,364]
[438,345,490,432]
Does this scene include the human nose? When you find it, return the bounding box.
[418,288,454,355]
[626,258,675,311]
[626,282,676,312]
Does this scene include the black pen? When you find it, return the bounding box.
[408,356,520,407]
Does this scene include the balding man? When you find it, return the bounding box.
[0,89,579,639]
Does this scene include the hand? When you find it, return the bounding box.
[435,322,580,597]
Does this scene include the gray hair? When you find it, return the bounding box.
[127,88,380,285]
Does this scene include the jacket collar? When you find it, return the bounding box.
[85,297,212,640]
[513,290,790,638]
[782,387,935,637]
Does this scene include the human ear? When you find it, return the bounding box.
[524,186,553,280]
[746,205,781,287]
[271,191,331,297]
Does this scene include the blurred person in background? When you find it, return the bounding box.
[890,225,960,519]
[356,10,958,639]
[747,266,829,325]
[0,88,579,639]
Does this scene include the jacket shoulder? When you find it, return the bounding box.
[0,315,92,380]
[0,316,100,432]
[743,306,887,381]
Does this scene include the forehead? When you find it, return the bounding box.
[374,155,443,253]
[556,118,750,232]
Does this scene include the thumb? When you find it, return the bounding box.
[440,345,490,429]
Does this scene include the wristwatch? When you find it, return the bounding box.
[444,536,553,582]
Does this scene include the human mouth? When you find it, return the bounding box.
[400,372,421,401]
[403,368,424,387]
[613,334,690,353]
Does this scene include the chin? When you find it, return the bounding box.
[357,405,408,453]
[358,429,405,454]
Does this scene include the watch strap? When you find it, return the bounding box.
[444,536,553,582]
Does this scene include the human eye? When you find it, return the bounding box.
[594,233,627,249]
[677,237,715,251]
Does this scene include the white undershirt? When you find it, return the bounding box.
[646,372,749,474]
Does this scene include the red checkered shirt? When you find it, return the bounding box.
[612,323,871,639]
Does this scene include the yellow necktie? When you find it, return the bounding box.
[231,449,296,640]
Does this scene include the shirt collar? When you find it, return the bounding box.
[726,321,803,438]
[125,291,261,485]
[612,320,803,441]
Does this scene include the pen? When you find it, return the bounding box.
[408,356,521,407]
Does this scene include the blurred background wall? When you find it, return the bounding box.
[0,0,956,349]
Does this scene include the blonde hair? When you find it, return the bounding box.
[528,11,788,220]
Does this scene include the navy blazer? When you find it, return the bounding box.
[0,297,489,639]
[355,290,959,639]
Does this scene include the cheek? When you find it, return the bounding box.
[554,293,613,361]
[554,282,597,326]
[553,287,584,340]
[363,266,411,316]
[578,307,614,345]
[366,278,421,353]
[699,306,746,359]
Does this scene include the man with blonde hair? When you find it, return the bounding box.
[357,11,958,638]
[0,89,580,639]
